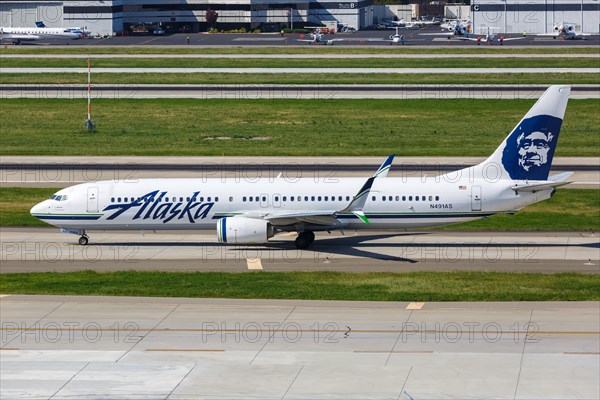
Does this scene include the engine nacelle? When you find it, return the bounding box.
[216,217,273,244]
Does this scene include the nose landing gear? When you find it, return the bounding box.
[78,234,89,246]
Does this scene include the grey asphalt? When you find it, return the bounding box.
[2,157,598,189]
[3,67,599,73]
[1,228,598,273]
[2,84,599,99]
[6,27,599,47]
[1,295,598,399]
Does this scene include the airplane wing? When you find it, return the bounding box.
[499,36,526,41]
[251,155,395,227]
[0,33,41,41]
[510,172,573,193]
[456,36,483,41]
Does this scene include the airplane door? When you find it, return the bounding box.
[471,186,482,211]
[260,193,269,208]
[87,187,99,213]
[272,193,281,208]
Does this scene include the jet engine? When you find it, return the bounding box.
[216,217,274,244]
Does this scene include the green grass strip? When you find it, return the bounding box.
[2,57,599,68]
[1,270,598,301]
[2,46,599,55]
[2,188,598,231]
[1,98,598,156]
[1,72,598,85]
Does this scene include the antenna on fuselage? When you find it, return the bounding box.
[84,57,96,133]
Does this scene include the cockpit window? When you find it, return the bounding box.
[62,195,68,201]
[50,195,57,200]
[55,195,63,201]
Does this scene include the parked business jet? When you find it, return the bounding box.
[537,23,591,40]
[31,86,572,249]
[0,21,81,44]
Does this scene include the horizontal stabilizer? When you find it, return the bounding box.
[511,172,573,192]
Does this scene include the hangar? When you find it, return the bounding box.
[0,0,374,36]
[471,0,600,34]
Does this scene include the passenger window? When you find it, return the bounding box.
[243,196,246,202]
[229,196,233,202]
[255,196,259,202]
[382,196,386,201]
[429,196,433,201]
[262,196,266,202]
[118,197,122,202]
[402,196,406,201]
[248,197,252,202]
[304,196,308,201]
[372,196,376,201]
[215,197,219,202]
[409,196,412,201]
[111,197,115,202]
[422,196,426,201]
[187,197,190,201]
[207,197,211,202]
[436,196,440,201]
[324,196,328,201]
[318,196,322,201]
[346,196,350,201]
[199,197,204,202]
[395,196,399,201]
[275,196,279,202]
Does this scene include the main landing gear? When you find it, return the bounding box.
[78,233,89,245]
[295,231,315,249]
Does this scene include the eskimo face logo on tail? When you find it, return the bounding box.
[103,190,214,223]
[501,115,563,180]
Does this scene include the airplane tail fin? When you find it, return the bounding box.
[35,21,46,28]
[472,85,570,181]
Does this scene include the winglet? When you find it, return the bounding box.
[374,154,395,178]
[340,176,375,213]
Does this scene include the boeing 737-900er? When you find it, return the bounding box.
[31,86,573,249]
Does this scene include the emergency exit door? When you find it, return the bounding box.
[87,187,99,213]
[471,186,482,211]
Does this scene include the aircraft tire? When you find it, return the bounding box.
[78,236,89,246]
[295,231,315,249]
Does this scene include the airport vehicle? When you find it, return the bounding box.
[537,23,591,40]
[153,27,165,36]
[0,21,82,44]
[31,86,572,249]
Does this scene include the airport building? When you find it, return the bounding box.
[0,0,375,35]
[471,0,600,34]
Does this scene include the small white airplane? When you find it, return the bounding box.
[297,30,345,45]
[31,86,573,249]
[537,23,591,40]
[456,27,526,45]
[0,21,82,44]
[371,27,425,45]
[36,21,91,37]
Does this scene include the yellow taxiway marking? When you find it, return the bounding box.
[247,258,263,270]
[0,348,19,350]
[406,302,425,310]
[354,350,433,354]
[0,327,597,335]
[146,349,225,352]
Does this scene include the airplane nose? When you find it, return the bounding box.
[30,200,49,217]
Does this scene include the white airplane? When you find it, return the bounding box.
[36,21,91,37]
[31,86,573,249]
[371,27,425,45]
[537,23,591,40]
[456,27,526,45]
[0,21,81,44]
[297,30,345,45]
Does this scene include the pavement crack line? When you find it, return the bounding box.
[115,303,180,363]
[281,364,304,400]
[386,309,415,367]
[398,366,414,400]
[250,306,296,365]
[166,362,198,400]
[513,308,534,400]
[2,301,64,348]
[48,362,89,399]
